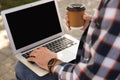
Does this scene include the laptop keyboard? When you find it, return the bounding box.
[22,37,77,59]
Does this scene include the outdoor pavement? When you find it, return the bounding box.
[0,0,100,80]
[0,16,17,80]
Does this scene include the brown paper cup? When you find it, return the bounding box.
[67,3,86,28]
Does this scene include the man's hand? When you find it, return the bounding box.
[66,12,91,30]
[27,47,57,71]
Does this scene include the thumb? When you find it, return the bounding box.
[80,14,91,30]
[27,57,35,62]
[83,14,91,21]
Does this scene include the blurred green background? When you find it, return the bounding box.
[0,0,39,11]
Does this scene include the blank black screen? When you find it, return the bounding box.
[6,1,62,49]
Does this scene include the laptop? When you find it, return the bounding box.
[1,0,79,76]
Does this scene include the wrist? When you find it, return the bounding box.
[48,58,62,73]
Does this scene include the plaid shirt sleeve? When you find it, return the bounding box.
[54,0,120,80]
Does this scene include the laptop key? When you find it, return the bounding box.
[22,51,31,59]
[22,53,30,59]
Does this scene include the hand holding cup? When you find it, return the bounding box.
[66,3,91,30]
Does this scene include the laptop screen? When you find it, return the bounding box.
[5,1,62,50]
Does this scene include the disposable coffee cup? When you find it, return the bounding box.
[67,3,86,28]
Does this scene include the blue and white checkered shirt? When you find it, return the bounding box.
[54,0,120,80]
